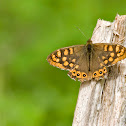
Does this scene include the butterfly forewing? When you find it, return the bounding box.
[47,45,84,70]
[93,43,126,67]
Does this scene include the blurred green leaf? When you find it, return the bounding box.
[0,0,126,125]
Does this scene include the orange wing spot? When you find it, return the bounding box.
[71,70,76,76]
[52,58,57,61]
[75,65,79,69]
[117,53,120,57]
[98,69,103,76]
[108,45,113,51]
[56,58,60,62]
[110,52,114,57]
[117,54,125,62]
[100,63,104,66]
[104,60,108,64]
[122,53,126,59]
[82,72,87,78]
[69,48,73,55]
[72,59,76,62]
[64,61,69,66]
[104,45,108,51]
[62,57,67,61]
[121,48,124,53]
[58,64,65,69]
[116,45,120,52]
[57,50,61,57]
[109,57,113,62]
[93,71,99,78]
[64,49,68,55]
[69,63,74,68]
[119,51,124,56]
[103,67,107,73]
[102,56,105,60]
[76,71,82,78]
[112,58,120,65]
[51,61,56,66]
[52,54,55,59]
[55,63,60,67]
[117,51,124,57]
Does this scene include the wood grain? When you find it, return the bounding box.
[73,15,126,126]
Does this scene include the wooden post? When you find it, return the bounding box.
[72,15,126,126]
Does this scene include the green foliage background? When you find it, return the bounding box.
[0,0,126,126]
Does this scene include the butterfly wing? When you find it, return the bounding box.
[93,43,126,67]
[89,43,126,81]
[47,45,90,81]
[47,45,85,70]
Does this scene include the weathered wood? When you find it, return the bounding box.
[72,15,126,126]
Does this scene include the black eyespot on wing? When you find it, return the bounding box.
[94,73,97,76]
[83,74,86,77]
[99,71,102,74]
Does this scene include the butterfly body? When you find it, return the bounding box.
[47,39,126,82]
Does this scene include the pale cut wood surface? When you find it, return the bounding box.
[72,15,126,126]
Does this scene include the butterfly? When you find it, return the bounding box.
[47,39,126,82]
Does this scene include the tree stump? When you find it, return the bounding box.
[72,15,126,126]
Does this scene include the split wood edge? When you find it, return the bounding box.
[72,14,126,126]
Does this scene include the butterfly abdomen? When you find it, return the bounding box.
[86,43,92,71]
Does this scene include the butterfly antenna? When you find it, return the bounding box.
[76,26,88,39]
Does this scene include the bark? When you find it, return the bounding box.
[72,15,126,126]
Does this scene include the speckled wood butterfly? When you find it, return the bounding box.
[47,39,126,82]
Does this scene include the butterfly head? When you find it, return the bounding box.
[86,39,92,44]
